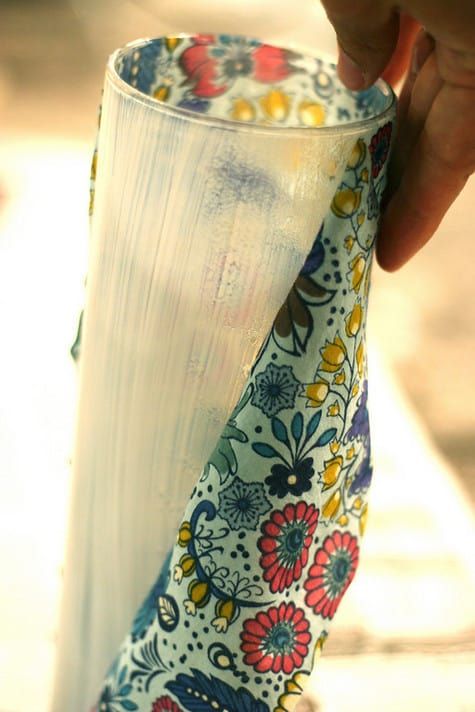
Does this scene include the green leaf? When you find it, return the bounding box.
[306,411,322,439]
[316,428,337,447]
[252,442,281,458]
[271,417,289,445]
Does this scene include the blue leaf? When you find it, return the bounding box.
[252,442,280,459]
[119,684,132,696]
[271,417,289,445]
[166,668,270,712]
[291,412,303,443]
[118,665,127,686]
[306,411,322,439]
[120,700,138,710]
[316,428,337,447]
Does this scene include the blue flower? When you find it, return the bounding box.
[251,363,300,418]
[265,457,315,498]
[218,475,271,530]
[345,380,369,442]
[349,452,373,494]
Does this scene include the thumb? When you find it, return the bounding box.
[321,0,400,89]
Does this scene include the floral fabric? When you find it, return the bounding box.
[86,34,394,712]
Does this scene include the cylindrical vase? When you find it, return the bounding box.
[52,34,395,712]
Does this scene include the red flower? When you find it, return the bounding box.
[179,35,295,98]
[151,696,183,712]
[304,530,359,619]
[258,501,319,592]
[240,601,311,674]
[369,122,392,178]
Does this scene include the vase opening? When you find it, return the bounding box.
[109,34,395,134]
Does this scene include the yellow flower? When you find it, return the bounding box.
[347,138,366,169]
[312,631,328,664]
[165,36,183,52]
[259,90,290,121]
[346,446,355,459]
[330,440,340,455]
[338,513,349,526]
[187,579,210,608]
[353,496,362,510]
[352,382,359,397]
[322,489,341,519]
[360,503,369,535]
[177,520,192,546]
[345,303,363,337]
[230,97,256,122]
[275,670,310,712]
[321,456,343,489]
[178,553,196,577]
[361,167,369,182]
[344,235,354,253]
[348,253,366,293]
[153,85,170,101]
[213,598,235,633]
[331,187,362,218]
[327,400,340,417]
[319,335,347,372]
[305,380,329,407]
[356,340,365,378]
[298,100,325,126]
[357,211,366,226]
[333,371,346,385]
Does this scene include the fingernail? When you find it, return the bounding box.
[337,45,366,90]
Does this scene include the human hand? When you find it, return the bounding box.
[321,0,475,271]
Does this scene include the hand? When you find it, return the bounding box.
[321,0,475,271]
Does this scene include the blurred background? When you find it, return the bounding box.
[0,0,474,710]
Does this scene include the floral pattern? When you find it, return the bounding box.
[151,697,183,712]
[240,602,311,674]
[87,32,394,712]
[258,501,319,592]
[218,475,271,530]
[304,531,359,619]
[178,35,297,99]
[251,363,300,417]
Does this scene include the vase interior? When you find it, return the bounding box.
[114,34,393,130]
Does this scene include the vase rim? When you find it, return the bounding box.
[106,34,396,138]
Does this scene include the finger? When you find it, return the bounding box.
[376,83,475,271]
[382,14,421,87]
[321,0,400,89]
[395,28,434,126]
[387,40,440,197]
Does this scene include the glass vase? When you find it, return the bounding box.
[51,34,395,712]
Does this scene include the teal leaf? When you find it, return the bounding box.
[120,701,138,710]
[316,428,337,447]
[291,412,303,443]
[306,411,322,439]
[271,417,289,445]
[252,442,281,459]
[118,666,127,686]
[119,684,132,696]
[203,422,248,482]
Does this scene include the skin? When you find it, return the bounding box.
[321,0,475,271]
